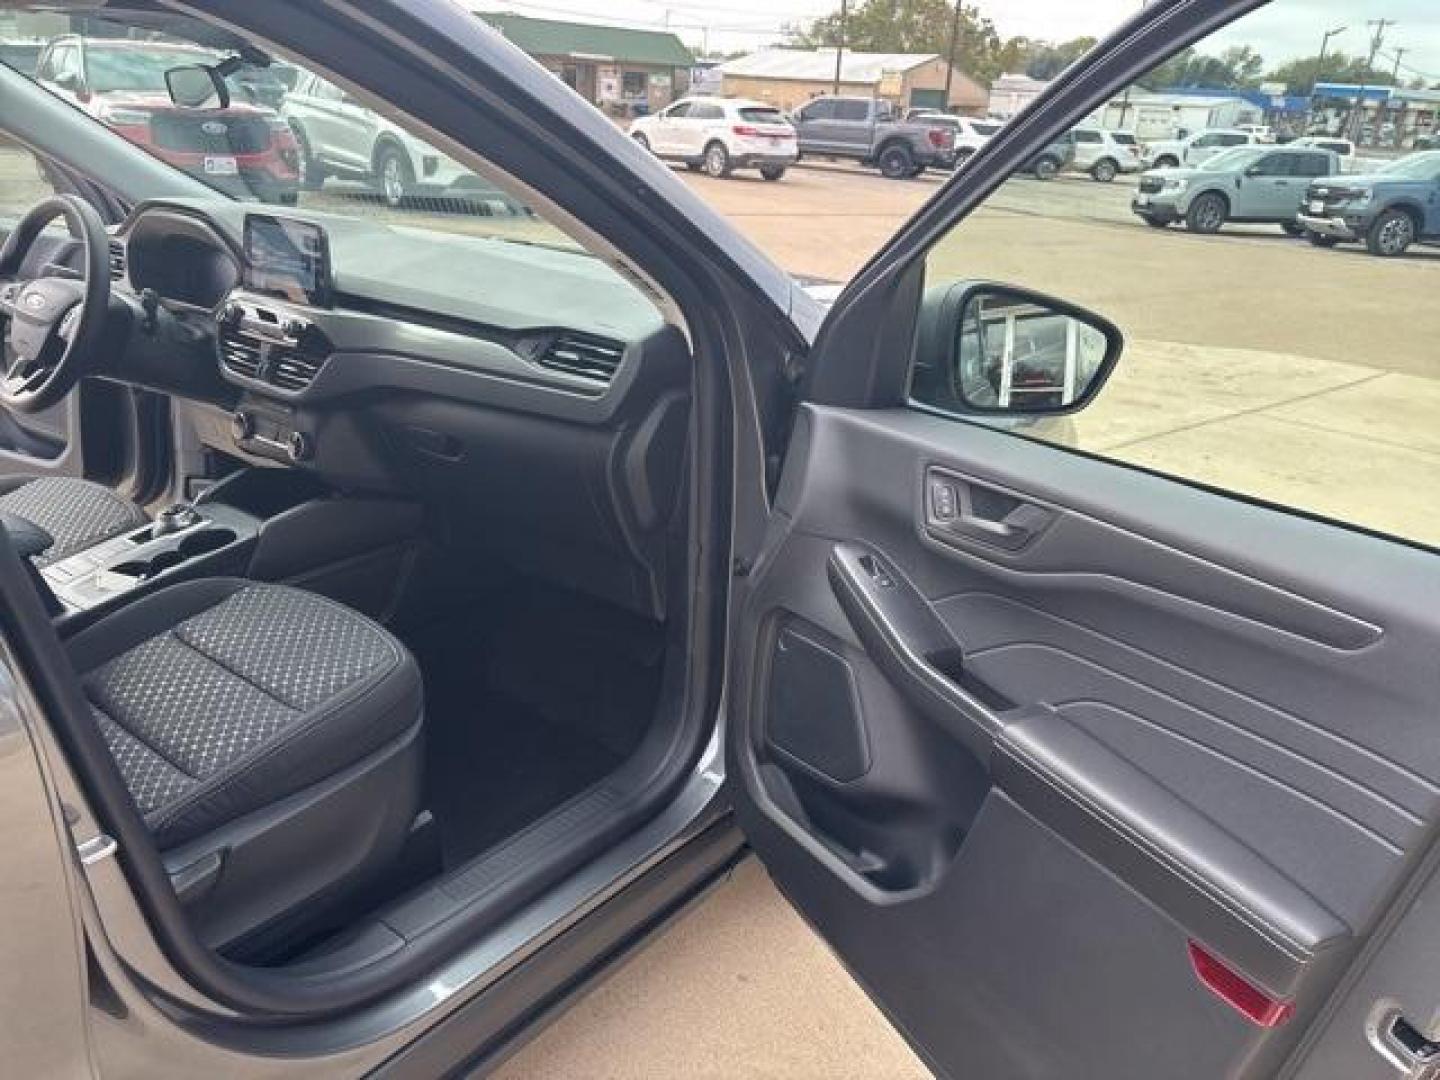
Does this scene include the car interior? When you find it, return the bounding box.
[0,27,703,984]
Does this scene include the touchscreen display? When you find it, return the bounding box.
[243,214,333,307]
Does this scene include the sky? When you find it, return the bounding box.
[468,0,1440,82]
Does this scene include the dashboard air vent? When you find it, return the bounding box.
[269,347,324,392]
[219,332,263,379]
[108,239,126,281]
[537,334,624,384]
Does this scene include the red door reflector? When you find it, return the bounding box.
[1187,941,1295,1028]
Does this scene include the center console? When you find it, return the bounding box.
[42,503,256,615]
[45,469,423,634]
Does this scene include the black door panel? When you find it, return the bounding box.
[730,403,1440,1078]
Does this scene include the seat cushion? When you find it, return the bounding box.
[0,476,147,567]
[67,579,423,848]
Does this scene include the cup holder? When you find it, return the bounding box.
[105,528,237,582]
[178,528,237,559]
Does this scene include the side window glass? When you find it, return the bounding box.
[0,137,60,223]
[1074,130,1101,144]
[834,100,869,122]
[804,100,835,121]
[911,0,1440,549]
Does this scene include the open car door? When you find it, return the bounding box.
[725,2,1440,1078]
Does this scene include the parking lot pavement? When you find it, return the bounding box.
[675,163,1440,546]
[492,858,931,1080]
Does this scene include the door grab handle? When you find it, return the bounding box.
[926,469,1054,552]
[827,541,1014,762]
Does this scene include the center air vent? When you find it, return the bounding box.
[536,334,625,384]
[108,239,126,282]
[269,346,324,391]
[219,331,263,378]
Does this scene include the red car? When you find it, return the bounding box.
[34,35,299,204]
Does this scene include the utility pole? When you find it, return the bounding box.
[1309,24,1346,134]
[943,0,962,113]
[832,0,848,97]
[1349,17,1395,143]
[1382,47,1407,145]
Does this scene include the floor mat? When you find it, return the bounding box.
[404,585,663,866]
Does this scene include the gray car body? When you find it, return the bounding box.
[1133,146,1340,226]
[790,95,952,171]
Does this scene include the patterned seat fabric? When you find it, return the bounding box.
[0,476,147,567]
[67,580,423,849]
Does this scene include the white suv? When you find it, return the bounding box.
[912,115,1005,166]
[1143,128,1259,170]
[629,96,798,180]
[282,71,499,208]
[1070,127,1143,182]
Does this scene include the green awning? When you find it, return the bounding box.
[477,12,693,68]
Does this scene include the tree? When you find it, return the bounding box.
[1265,51,1398,95]
[786,0,1008,84]
[1020,36,1098,80]
[1136,45,1266,90]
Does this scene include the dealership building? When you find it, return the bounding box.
[476,12,693,114]
[718,49,988,115]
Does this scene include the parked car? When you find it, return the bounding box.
[1025,133,1077,180]
[790,95,955,179]
[911,114,1005,166]
[33,34,300,204]
[281,70,517,208]
[1297,149,1440,256]
[1070,126,1143,181]
[1142,128,1261,169]
[1132,145,1339,233]
[628,96,797,180]
[1236,123,1277,143]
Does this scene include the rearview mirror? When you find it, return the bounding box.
[166,65,229,109]
[939,284,1122,416]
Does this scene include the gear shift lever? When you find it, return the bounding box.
[152,503,201,537]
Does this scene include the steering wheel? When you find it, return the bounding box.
[0,195,111,414]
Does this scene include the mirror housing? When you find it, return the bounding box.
[912,282,1122,417]
[165,64,229,109]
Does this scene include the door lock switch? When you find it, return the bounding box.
[929,479,958,521]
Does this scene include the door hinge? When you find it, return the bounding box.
[1370,1006,1440,1078]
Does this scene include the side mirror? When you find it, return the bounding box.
[920,283,1122,416]
[166,65,229,110]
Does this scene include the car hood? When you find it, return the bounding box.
[1310,172,1404,190]
[1142,165,1210,181]
[96,90,273,116]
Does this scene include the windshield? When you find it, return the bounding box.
[1377,153,1440,180]
[87,46,216,93]
[738,107,787,125]
[1203,147,1267,171]
[5,13,586,259]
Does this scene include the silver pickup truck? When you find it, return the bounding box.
[790,95,956,179]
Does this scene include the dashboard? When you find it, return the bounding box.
[105,198,692,619]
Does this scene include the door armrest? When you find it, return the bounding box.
[994,709,1350,998]
[1,510,54,561]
